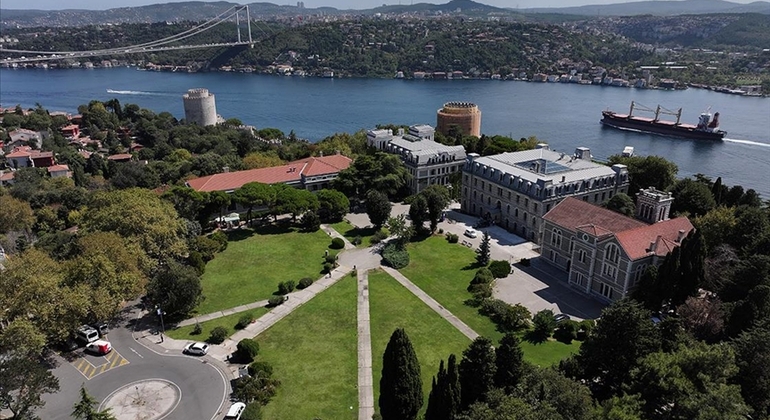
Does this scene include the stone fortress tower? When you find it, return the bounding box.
[636,186,674,224]
[436,101,482,138]
[183,88,217,127]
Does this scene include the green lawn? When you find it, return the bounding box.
[400,236,579,365]
[196,225,334,314]
[165,307,269,341]
[368,269,471,416]
[330,220,385,248]
[256,275,358,420]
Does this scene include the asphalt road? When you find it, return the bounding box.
[38,304,229,420]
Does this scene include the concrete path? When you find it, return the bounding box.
[321,223,356,250]
[381,266,479,341]
[357,270,374,420]
[177,299,269,327]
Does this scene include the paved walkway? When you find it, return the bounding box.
[357,270,374,420]
[321,223,356,250]
[381,266,479,341]
[177,299,269,327]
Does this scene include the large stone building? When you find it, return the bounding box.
[367,125,466,194]
[436,102,481,138]
[540,189,694,303]
[461,146,629,242]
[183,88,218,127]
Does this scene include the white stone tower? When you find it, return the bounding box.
[183,88,217,126]
[636,187,674,224]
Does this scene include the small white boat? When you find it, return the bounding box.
[622,146,634,157]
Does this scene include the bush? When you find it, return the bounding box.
[370,229,388,244]
[188,251,206,275]
[323,262,334,273]
[445,233,459,243]
[470,267,494,285]
[438,228,444,234]
[241,403,262,420]
[532,309,557,339]
[554,320,580,344]
[467,282,493,299]
[352,235,363,246]
[489,260,511,278]
[577,319,596,340]
[236,313,255,330]
[277,280,296,295]
[479,300,531,332]
[382,242,410,269]
[207,326,228,344]
[267,296,286,307]
[193,235,221,262]
[210,230,228,252]
[248,360,274,378]
[297,277,314,289]
[191,323,202,335]
[237,338,260,362]
[519,257,531,267]
[324,254,337,265]
[330,237,345,249]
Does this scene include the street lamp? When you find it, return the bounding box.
[155,305,166,342]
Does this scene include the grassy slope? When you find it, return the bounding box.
[256,275,358,420]
[197,226,333,314]
[368,269,471,416]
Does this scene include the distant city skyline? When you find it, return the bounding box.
[1,0,759,11]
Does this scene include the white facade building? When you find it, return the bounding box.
[183,88,218,127]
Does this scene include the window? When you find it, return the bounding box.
[605,244,620,264]
[514,209,519,218]
[632,264,647,287]
[488,184,492,192]
[546,204,551,212]
[506,204,510,214]
[551,229,562,247]
[516,195,520,203]
[523,213,528,222]
[600,283,613,299]
[474,179,478,186]
[575,272,586,286]
[498,187,503,196]
[569,239,574,253]
[549,250,556,262]
[579,250,587,263]
[594,193,599,202]
[507,191,511,199]
[525,198,529,207]
[481,181,485,189]
[602,263,618,280]
[533,203,538,212]
[601,192,606,201]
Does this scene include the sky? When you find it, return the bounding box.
[0,0,759,11]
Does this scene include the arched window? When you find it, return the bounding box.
[605,243,620,264]
[551,228,562,247]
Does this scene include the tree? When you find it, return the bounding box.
[408,194,429,233]
[316,189,349,222]
[670,178,716,217]
[607,155,678,197]
[161,186,208,223]
[592,394,645,420]
[300,210,321,232]
[733,323,770,418]
[421,185,450,232]
[494,333,524,391]
[242,151,284,169]
[476,232,491,266]
[676,296,724,343]
[515,366,595,420]
[387,214,414,247]
[0,318,46,357]
[72,386,117,420]
[425,354,461,420]
[366,189,392,229]
[693,206,736,253]
[570,300,660,400]
[272,185,318,222]
[379,328,423,420]
[110,161,160,189]
[0,355,60,420]
[232,374,281,406]
[146,259,202,320]
[0,195,35,234]
[459,336,497,409]
[532,309,557,340]
[603,193,635,217]
[333,153,411,199]
[207,190,231,224]
[234,182,275,224]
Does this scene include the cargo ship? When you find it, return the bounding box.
[601,101,726,141]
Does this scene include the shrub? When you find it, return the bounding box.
[277,280,296,295]
[352,235,363,246]
[519,257,531,267]
[370,229,388,244]
[488,260,511,278]
[207,326,228,344]
[210,230,228,252]
[241,403,262,420]
[236,313,255,330]
[554,320,580,344]
[467,282,493,299]
[267,296,286,307]
[188,251,206,275]
[445,233,459,243]
[324,254,337,265]
[532,309,557,339]
[382,242,410,269]
[297,277,314,289]
[194,235,221,261]
[191,323,202,335]
[323,262,334,273]
[438,228,444,234]
[248,361,274,378]
[300,211,321,232]
[330,237,345,249]
[479,300,531,332]
[577,319,596,340]
[237,338,260,362]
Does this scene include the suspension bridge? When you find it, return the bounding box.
[0,5,258,64]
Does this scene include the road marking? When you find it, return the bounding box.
[70,349,130,380]
[128,346,144,358]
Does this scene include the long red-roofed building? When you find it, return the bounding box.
[186,154,352,193]
[540,188,694,303]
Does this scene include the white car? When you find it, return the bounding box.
[183,342,209,356]
[85,340,112,355]
[464,228,478,238]
[224,402,246,419]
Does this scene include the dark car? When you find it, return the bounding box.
[90,321,109,336]
[554,313,571,324]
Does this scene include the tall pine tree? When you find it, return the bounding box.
[494,333,525,391]
[379,328,423,420]
[459,337,497,409]
[425,354,461,420]
[476,232,491,266]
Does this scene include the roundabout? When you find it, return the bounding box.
[100,379,181,420]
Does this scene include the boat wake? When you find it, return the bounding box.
[724,138,770,148]
[106,89,169,96]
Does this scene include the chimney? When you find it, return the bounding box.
[561,175,566,183]
[319,151,324,157]
[648,240,657,253]
[575,147,591,160]
[676,229,686,243]
[398,128,405,136]
[222,166,229,173]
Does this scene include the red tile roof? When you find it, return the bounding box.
[543,197,647,234]
[47,164,71,173]
[615,218,694,260]
[186,155,352,193]
[0,171,14,182]
[107,154,133,161]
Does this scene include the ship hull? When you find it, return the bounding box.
[601,111,725,141]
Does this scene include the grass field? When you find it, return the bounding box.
[368,269,471,416]
[165,307,269,341]
[330,220,385,248]
[256,275,358,420]
[196,225,334,314]
[400,236,579,365]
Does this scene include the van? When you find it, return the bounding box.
[75,325,99,344]
[224,402,246,419]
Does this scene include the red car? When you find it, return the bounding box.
[85,340,112,355]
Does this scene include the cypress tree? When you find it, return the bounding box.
[673,230,705,307]
[425,354,461,420]
[425,361,445,420]
[476,232,491,266]
[446,354,461,417]
[379,328,423,420]
[494,333,525,391]
[459,337,497,409]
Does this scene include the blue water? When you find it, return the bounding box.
[2,67,769,196]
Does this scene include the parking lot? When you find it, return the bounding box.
[71,348,130,380]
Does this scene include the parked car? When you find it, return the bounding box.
[91,321,109,336]
[464,228,478,238]
[75,325,99,345]
[554,313,571,324]
[183,342,209,356]
[224,402,246,419]
[85,340,112,355]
